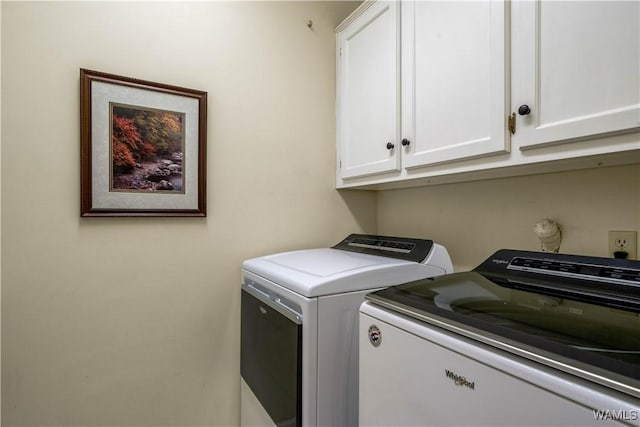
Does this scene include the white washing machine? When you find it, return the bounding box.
[360,249,640,426]
[240,234,452,427]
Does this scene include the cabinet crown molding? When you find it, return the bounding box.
[335,0,377,33]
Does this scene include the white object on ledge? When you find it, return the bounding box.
[534,219,562,253]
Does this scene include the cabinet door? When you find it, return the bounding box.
[401,0,509,169]
[512,1,640,149]
[337,1,400,179]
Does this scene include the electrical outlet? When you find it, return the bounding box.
[608,230,637,260]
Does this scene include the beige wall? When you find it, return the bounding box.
[1,2,369,426]
[378,165,640,271]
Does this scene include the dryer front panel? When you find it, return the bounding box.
[241,289,302,427]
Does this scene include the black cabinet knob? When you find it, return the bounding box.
[518,105,531,116]
[386,142,395,150]
[401,138,411,147]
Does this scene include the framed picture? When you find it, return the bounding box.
[80,69,207,217]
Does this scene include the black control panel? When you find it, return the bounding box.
[333,234,433,263]
[475,249,640,311]
[508,256,640,285]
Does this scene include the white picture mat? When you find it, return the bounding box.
[91,80,200,210]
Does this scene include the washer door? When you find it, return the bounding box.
[241,288,302,427]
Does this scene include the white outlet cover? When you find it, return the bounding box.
[608,230,638,260]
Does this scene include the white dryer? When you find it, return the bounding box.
[359,249,640,426]
[240,234,452,427]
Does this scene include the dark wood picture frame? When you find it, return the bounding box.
[80,69,207,217]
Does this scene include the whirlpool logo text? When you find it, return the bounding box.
[444,369,475,390]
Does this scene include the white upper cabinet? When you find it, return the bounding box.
[511,1,640,149]
[337,1,401,179]
[335,1,640,189]
[401,0,509,168]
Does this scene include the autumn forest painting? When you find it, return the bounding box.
[111,104,185,193]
